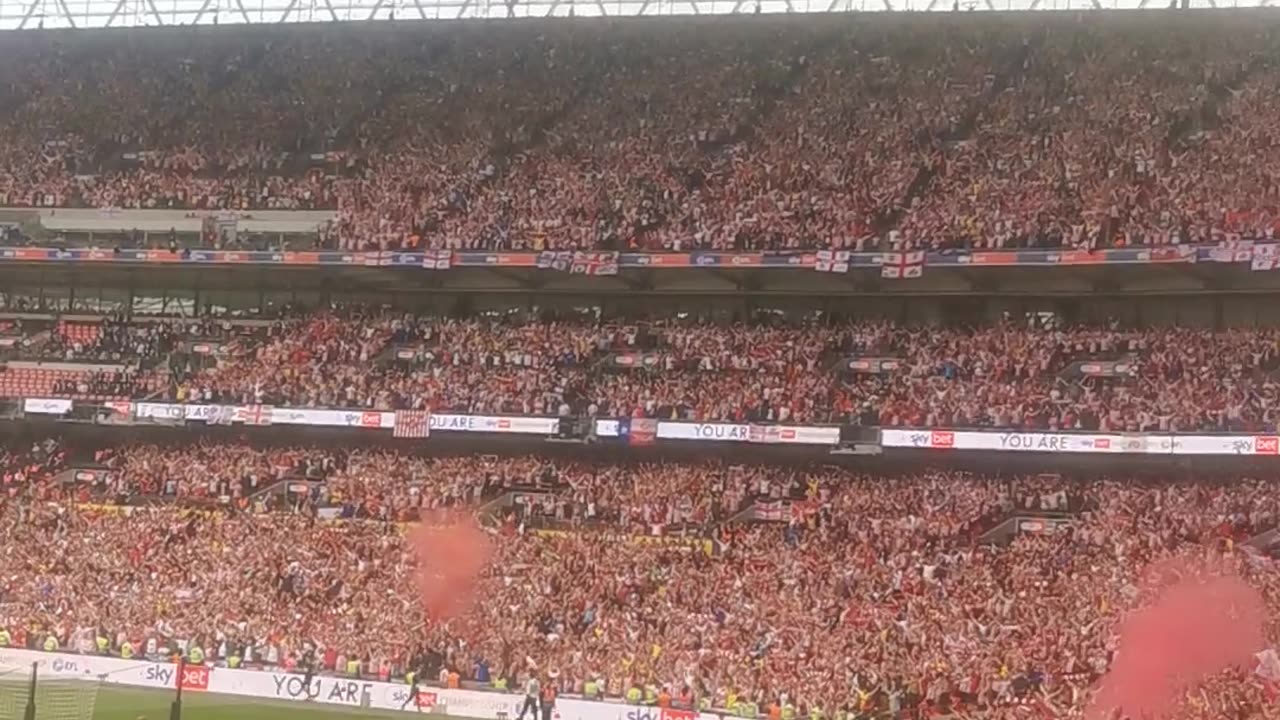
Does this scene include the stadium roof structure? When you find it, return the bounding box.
[0,0,1272,29]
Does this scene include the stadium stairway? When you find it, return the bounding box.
[877,32,1041,236]
[491,54,606,162]
[1166,54,1268,150]
[704,27,845,153]
[420,36,620,232]
[320,39,458,152]
[614,27,848,246]
[92,42,277,169]
[1243,524,1280,556]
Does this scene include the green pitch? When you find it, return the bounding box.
[88,686,453,720]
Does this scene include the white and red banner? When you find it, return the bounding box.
[422,249,453,270]
[392,409,432,438]
[233,405,274,426]
[814,250,850,273]
[131,403,556,436]
[30,399,1280,455]
[1210,238,1255,263]
[881,251,924,279]
[652,421,840,446]
[536,251,619,276]
[536,251,572,271]
[628,418,658,446]
[1253,244,1280,271]
[881,428,1280,456]
[570,251,619,276]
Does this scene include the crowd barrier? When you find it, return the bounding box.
[17,397,1280,455]
[0,647,710,720]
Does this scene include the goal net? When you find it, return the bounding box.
[0,662,99,720]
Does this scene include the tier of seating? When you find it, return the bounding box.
[0,311,1271,430]
[0,367,152,400]
[0,316,175,362]
[3,311,1274,432]
[6,440,1280,719]
[2,14,1280,251]
[0,315,204,399]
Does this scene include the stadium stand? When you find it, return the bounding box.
[4,438,1280,719]
[4,309,1280,432]
[5,9,1280,720]
[2,13,1280,252]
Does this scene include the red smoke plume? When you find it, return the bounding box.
[407,510,494,622]
[1086,557,1265,720]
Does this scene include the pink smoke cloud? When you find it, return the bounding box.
[407,511,494,622]
[1086,557,1265,720]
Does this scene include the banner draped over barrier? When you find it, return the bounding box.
[0,244,1242,270]
[19,397,1280,454]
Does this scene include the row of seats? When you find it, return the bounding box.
[157,312,1280,432]
[0,368,153,400]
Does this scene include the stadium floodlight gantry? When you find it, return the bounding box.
[0,0,1272,29]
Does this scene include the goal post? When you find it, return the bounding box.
[170,658,185,720]
[0,660,100,720]
[23,661,33,720]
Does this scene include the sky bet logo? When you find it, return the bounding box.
[391,689,439,708]
[180,666,210,691]
[145,664,174,686]
[142,664,208,690]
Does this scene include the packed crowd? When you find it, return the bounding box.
[0,438,65,498]
[896,19,1266,250]
[3,14,1280,251]
[6,446,1280,719]
[66,444,760,531]
[4,306,1280,431]
[152,312,1280,432]
[89,442,339,503]
[8,310,1280,431]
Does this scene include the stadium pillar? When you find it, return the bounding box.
[169,658,186,720]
